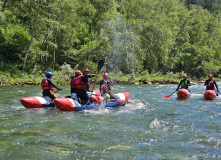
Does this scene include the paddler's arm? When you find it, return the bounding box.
[85,74,96,78]
[214,80,219,92]
[108,77,113,86]
[176,81,181,91]
[187,80,191,86]
[48,79,62,90]
[204,80,207,86]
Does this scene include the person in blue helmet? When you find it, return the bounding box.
[41,72,62,100]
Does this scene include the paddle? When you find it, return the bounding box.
[90,60,105,96]
[164,90,177,98]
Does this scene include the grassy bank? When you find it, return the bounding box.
[0,70,207,86]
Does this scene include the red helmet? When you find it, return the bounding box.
[102,73,108,79]
[208,74,212,78]
[83,68,90,73]
[75,70,81,76]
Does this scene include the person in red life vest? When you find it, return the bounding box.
[41,72,62,100]
[99,72,114,99]
[75,68,97,105]
[204,74,219,93]
[70,70,82,102]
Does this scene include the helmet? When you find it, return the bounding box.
[75,70,82,76]
[208,74,212,78]
[102,73,108,79]
[45,72,53,77]
[183,74,187,78]
[83,68,90,73]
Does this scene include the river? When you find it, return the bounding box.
[0,83,221,159]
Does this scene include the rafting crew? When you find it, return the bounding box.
[41,72,62,102]
[176,74,191,92]
[70,70,82,102]
[99,72,114,99]
[204,74,219,94]
[75,68,97,105]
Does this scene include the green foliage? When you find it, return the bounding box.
[60,63,73,81]
[1,0,221,79]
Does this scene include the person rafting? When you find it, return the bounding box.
[99,72,114,99]
[70,70,82,102]
[176,74,191,92]
[204,74,219,93]
[41,72,62,101]
[75,68,97,105]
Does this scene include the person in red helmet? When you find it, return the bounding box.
[99,72,114,99]
[75,68,97,105]
[70,70,82,101]
[204,74,219,92]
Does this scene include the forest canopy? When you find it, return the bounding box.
[0,0,221,79]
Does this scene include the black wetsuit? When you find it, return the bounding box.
[176,79,190,91]
[76,74,96,105]
[99,78,114,98]
[204,79,218,90]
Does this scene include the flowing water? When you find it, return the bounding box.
[0,83,221,159]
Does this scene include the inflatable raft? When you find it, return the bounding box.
[177,89,191,99]
[20,90,130,111]
[20,96,54,108]
[203,90,217,100]
[54,92,130,111]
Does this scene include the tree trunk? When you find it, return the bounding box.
[2,0,8,12]
[40,36,46,68]
[22,0,43,72]
[53,27,58,70]
[44,0,51,71]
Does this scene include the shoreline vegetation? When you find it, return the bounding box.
[0,71,212,86]
[1,1,221,85]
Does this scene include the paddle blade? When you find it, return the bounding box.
[164,95,170,98]
[97,60,105,72]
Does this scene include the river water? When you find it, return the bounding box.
[0,83,221,159]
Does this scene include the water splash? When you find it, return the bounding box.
[102,17,138,74]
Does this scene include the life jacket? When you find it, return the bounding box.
[100,80,111,94]
[75,75,89,89]
[206,79,214,90]
[41,79,54,91]
[70,77,78,89]
[181,79,188,89]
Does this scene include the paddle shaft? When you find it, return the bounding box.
[90,73,98,96]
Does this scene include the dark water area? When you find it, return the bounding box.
[0,83,221,159]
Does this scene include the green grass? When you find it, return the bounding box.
[0,71,216,86]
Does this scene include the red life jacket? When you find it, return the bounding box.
[206,79,214,90]
[100,81,111,94]
[75,75,89,89]
[70,77,78,89]
[41,79,54,91]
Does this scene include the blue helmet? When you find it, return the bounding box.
[45,72,53,77]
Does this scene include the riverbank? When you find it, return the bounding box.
[0,76,198,86]
[0,71,210,86]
